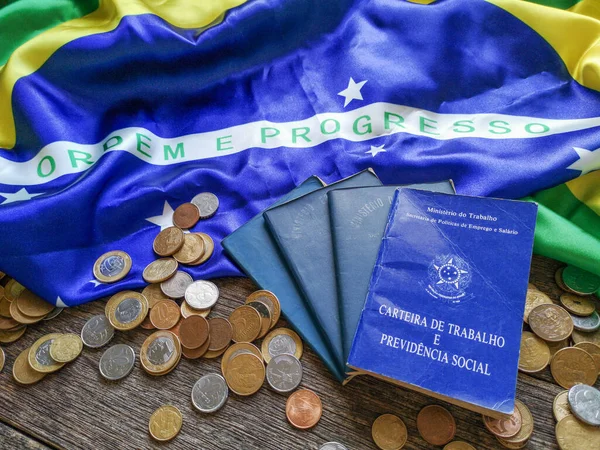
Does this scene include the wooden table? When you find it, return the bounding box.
[0,255,597,450]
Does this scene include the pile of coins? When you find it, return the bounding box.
[482,400,533,448]
[0,279,63,347]
[369,406,477,450]
[13,332,82,384]
[553,384,600,449]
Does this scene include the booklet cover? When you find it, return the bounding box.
[222,176,346,382]
[328,182,455,366]
[264,170,382,370]
[348,189,537,416]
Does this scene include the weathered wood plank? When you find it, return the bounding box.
[0,421,53,450]
[0,255,591,449]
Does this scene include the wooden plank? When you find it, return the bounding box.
[0,421,53,450]
[0,255,594,449]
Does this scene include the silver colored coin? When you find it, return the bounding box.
[99,344,136,381]
[81,315,115,348]
[191,373,229,413]
[99,255,125,278]
[147,336,175,365]
[191,192,219,219]
[114,297,142,324]
[43,307,64,321]
[571,311,600,332]
[319,443,349,450]
[266,354,302,393]
[268,334,296,359]
[568,384,600,426]
[161,270,193,299]
[35,339,57,366]
[185,280,219,310]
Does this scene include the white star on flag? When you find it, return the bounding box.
[146,200,175,231]
[338,77,368,107]
[55,296,68,308]
[0,188,44,205]
[88,279,103,288]
[366,144,386,157]
[567,146,600,175]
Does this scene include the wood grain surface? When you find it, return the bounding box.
[0,255,597,450]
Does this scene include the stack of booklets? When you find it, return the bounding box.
[223,169,537,417]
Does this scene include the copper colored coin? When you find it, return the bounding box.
[417,405,456,446]
[286,389,322,430]
[178,316,209,350]
[173,203,200,229]
[482,407,522,439]
[208,318,233,352]
[140,315,156,330]
[182,336,210,359]
[153,226,185,257]
[149,300,181,330]
[203,346,229,359]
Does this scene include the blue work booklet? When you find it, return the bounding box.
[348,189,537,417]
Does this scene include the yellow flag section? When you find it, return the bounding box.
[0,0,247,150]
[489,0,600,92]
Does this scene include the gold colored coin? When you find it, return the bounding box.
[140,330,181,375]
[518,331,551,373]
[553,391,571,422]
[142,258,178,283]
[190,233,214,265]
[524,289,553,323]
[560,293,596,317]
[547,339,570,357]
[555,415,600,450]
[229,305,261,343]
[28,333,66,373]
[49,333,83,363]
[149,405,183,442]
[0,347,4,373]
[142,284,169,309]
[13,348,46,385]
[574,342,600,374]
[443,442,476,450]
[0,271,4,280]
[372,414,407,450]
[0,296,11,318]
[153,226,185,257]
[495,436,529,449]
[499,400,533,445]
[572,329,600,346]
[246,290,281,329]
[527,283,538,290]
[261,328,303,364]
[529,304,573,342]
[4,279,25,301]
[246,301,271,339]
[221,342,263,376]
[16,290,54,317]
[203,346,228,359]
[93,250,132,283]
[0,326,26,344]
[173,233,204,264]
[551,347,598,389]
[224,353,265,396]
[180,301,210,319]
[9,300,44,325]
[106,291,148,331]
